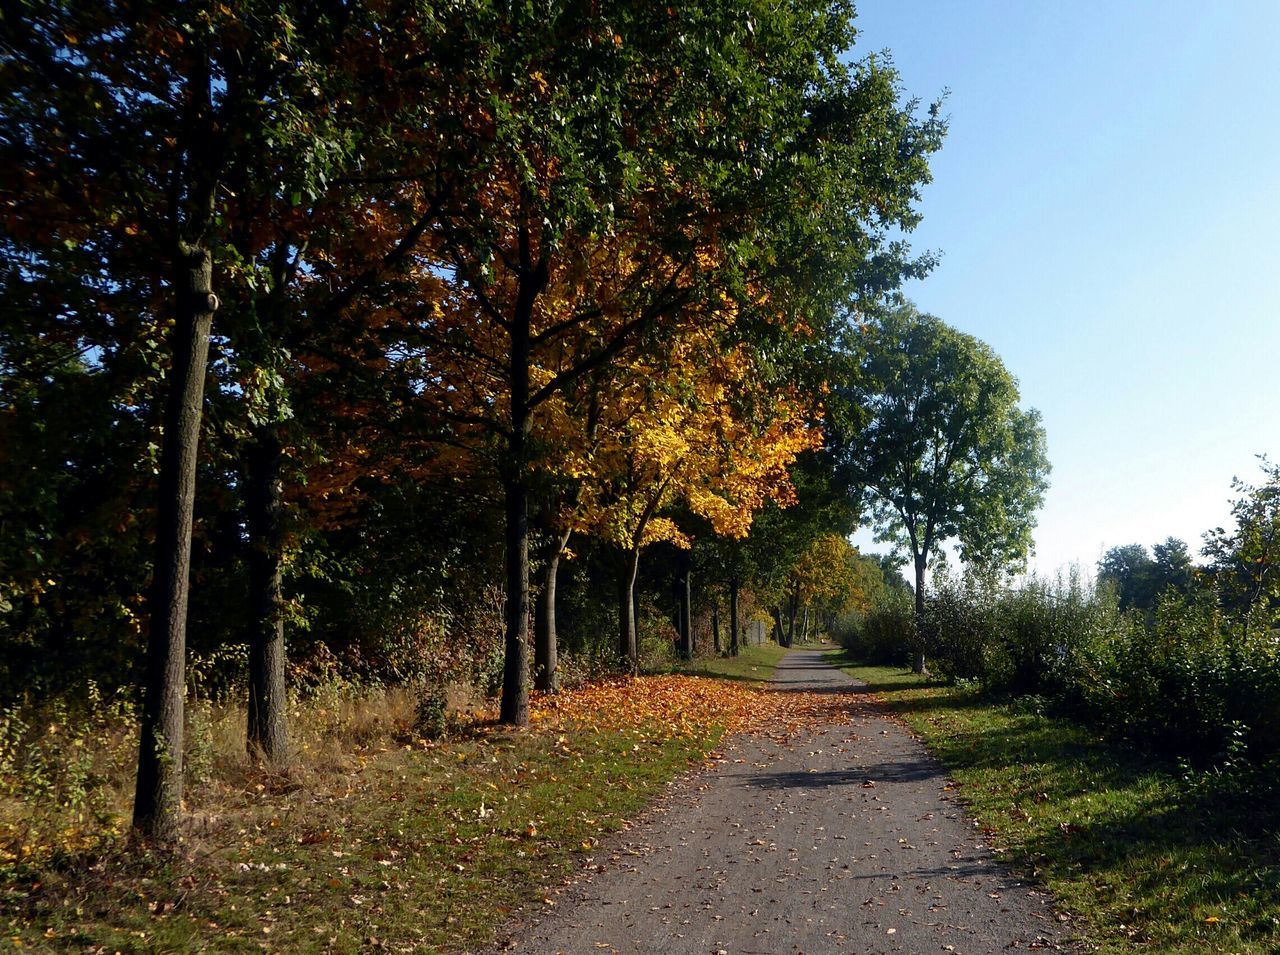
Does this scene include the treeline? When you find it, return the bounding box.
[842,459,1280,766]
[1,0,959,840]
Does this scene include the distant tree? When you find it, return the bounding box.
[1151,537,1194,595]
[1099,537,1193,612]
[1097,544,1155,611]
[836,305,1050,673]
[868,552,913,594]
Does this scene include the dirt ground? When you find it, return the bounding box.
[495,648,1077,955]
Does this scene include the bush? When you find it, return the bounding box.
[837,587,914,666]
[912,563,1280,767]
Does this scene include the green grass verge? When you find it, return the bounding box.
[3,722,720,953]
[830,651,1280,954]
[673,641,789,683]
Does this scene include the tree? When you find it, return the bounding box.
[737,449,858,648]
[565,327,820,669]
[1203,457,1280,622]
[1097,543,1155,611]
[1152,538,1193,594]
[393,1,943,715]
[837,304,1050,673]
[1,0,288,840]
[1098,537,1193,612]
[1,0,456,835]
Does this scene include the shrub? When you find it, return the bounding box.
[838,587,914,666]
[914,562,1280,768]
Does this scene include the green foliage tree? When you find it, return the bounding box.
[397,0,943,721]
[1,0,449,836]
[836,304,1050,672]
[1097,543,1156,611]
[1202,457,1280,622]
[1098,537,1194,612]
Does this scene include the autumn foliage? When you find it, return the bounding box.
[0,0,944,841]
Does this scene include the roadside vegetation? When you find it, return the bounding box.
[833,458,1280,953]
[3,654,858,952]
[838,660,1280,954]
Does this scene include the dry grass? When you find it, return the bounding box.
[0,680,434,868]
[2,667,856,951]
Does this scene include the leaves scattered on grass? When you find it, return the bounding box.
[3,669,854,952]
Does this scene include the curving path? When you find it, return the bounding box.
[497,649,1075,954]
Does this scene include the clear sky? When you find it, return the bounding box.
[847,0,1280,576]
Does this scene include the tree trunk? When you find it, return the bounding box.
[499,250,545,726]
[711,600,721,654]
[245,424,288,763]
[912,551,928,674]
[772,606,788,648]
[618,548,640,672]
[534,530,570,693]
[133,239,216,841]
[676,552,692,660]
[500,467,531,724]
[729,576,740,656]
[801,605,810,644]
[786,584,799,647]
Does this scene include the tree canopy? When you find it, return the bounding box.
[834,303,1050,670]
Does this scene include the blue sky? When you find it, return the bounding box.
[848,0,1280,575]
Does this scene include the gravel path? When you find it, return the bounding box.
[498,649,1073,955]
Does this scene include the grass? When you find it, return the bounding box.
[673,641,789,683]
[830,651,1280,954]
[1,684,722,953]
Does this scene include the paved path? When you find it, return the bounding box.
[499,649,1072,955]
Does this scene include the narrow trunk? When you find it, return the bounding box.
[618,548,641,672]
[729,576,740,656]
[912,551,928,675]
[133,241,216,841]
[500,468,531,724]
[711,600,721,654]
[801,605,810,644]
[677,553,692,660]
[499,253,544,726]
[786,584,799,647]
[772,606,788,648]
[534,531,569,693]
[245,424,288,763]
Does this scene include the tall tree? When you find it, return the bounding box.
[1,0,278,840]
[837,304,1050,673]
[1,0,451,832]
[1097,543,1156,611]
[394,1,943,715]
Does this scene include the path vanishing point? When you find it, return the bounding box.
[496,648,1076,955]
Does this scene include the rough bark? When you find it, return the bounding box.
[498,243,546,726]
[133,239,216,841]
[772,606,788,648]
[500,465,531,725]
[729,576,740,656]
[711,600,721,654]
[245,424,288,763]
